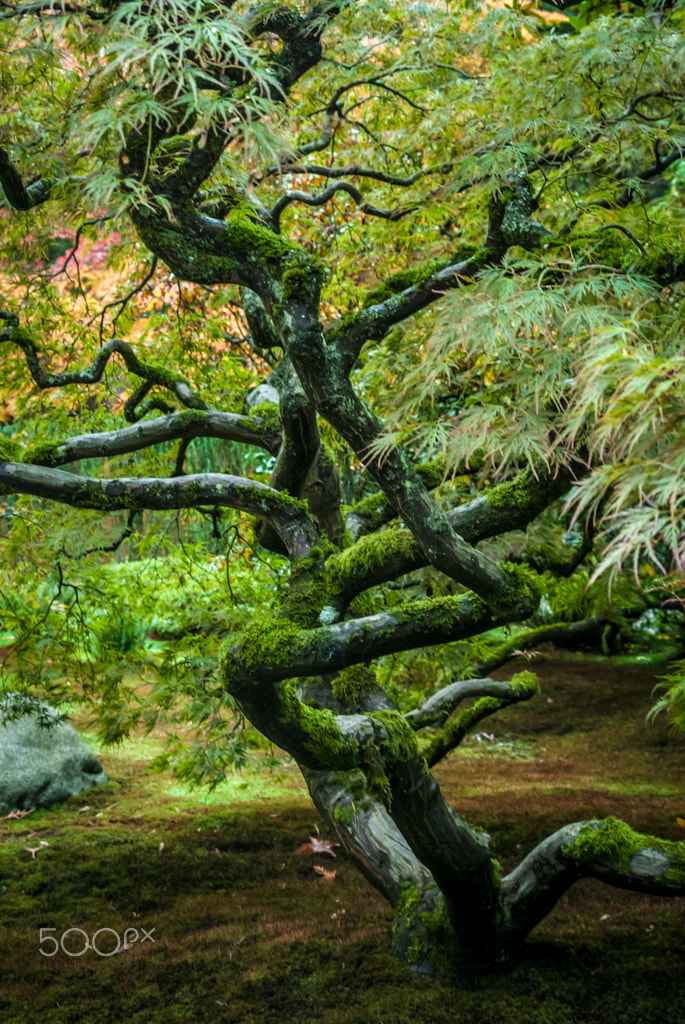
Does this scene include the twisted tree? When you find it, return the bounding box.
[1,0,685,978]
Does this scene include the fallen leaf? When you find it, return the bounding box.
[313,865,336,882]
[0,808,35,820]
[296,835,340,858]
[24,841,49,859]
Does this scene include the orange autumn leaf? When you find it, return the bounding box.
[295,835,340,858]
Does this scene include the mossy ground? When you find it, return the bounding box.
[1,650,684,1023]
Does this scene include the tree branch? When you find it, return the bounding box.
[159,126,231,202]
[284,296,522,601]
[268,180,413,232]
[0,463,318,560]
[405,675,539,732]
[69,509,140,558]
[240,287,282,352]
[0,147,57,210]
[325,245,496,368]
[223,588,541,701]
[344,455,480,540]
[467,616,605,677]
[271,161,424,187]
[421,672,541,768]
[327,464,575,616]
[247,2,342,94]
[560,144,685,231]
[0,316,209,417]
[0,0,101,20]
[5,409,281,469]
[503,817,685,945]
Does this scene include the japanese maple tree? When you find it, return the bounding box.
[1,0,685,978]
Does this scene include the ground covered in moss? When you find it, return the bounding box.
[1,650,684,1023]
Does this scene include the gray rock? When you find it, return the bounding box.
[0,696,107,815]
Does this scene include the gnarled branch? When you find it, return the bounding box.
[268,180,413,232]
[0,462,318,560]
[503,817,685,945]
[0,317,208,417]
[422,672,540,768]
[5,409,281,469]
[405,675,539,732]
[328,465,575,617]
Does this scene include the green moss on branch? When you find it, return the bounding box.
[562,816,685,887]
[508,670,541,698]
[221,617,306,677]
[327,528,418,596]
[0,437,63,467]
[361,259,444,308]
[0,438,22,462]
[280,681,359,768]
[278,548,327,627]
[370,709,420,763]
[247,400,281,433]
[484,465,551,511]
[331,664,376,706]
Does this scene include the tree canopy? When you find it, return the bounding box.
[1,0,685,980]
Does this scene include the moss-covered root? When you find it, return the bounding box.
[502,816,685,943]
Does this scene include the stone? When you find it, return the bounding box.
[0,696,108,815]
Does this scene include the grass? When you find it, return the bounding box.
[0,649,684,1023]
